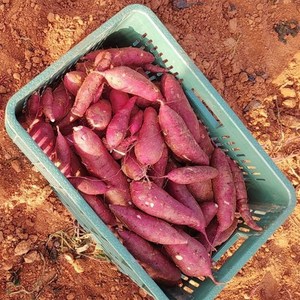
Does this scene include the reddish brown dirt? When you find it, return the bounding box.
[0,0,299,299]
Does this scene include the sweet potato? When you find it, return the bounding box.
[130,181,207,234]
[197,121,215,157]
[109,205,188,245]
[105,96,136,150]
[53,128,71,176]
[134,107,165,166]
[164,229,219,283]
[228,158,262,231]
[200,202,219,226]
[117,229,182,286]
[166,165,219,184]
[158,102,209,165]
[211,148,236,233]
[94,50,112,71]
[69,148,88,177]
[187,180,214,202]
[68,176,109,195]
[99,66,163,102]
[63,71,86,96]
[109,89,130,114]
[121,150,148,181]
[71,71,104,117]
[128,109,143,136]
[25,92,42,125]
[212,217,239,247]
[161,73,201,143]
[143,63,168,74]
[72,126,131,206]
[52,83,73,122]
[41,87,55,122]
[81,193,117,226]
[85,99,112,131]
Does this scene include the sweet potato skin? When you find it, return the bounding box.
[187,180,214,202]
[68,176,109,195]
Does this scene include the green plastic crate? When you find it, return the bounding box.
[4,4,296,300]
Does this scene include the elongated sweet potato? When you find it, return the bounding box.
[211,148,236,233]
[200,202,219,226]
[52,83,73,122]
[25,92,42,125]
[109,205,188,245]
[68,176,109,195]
[128,109,143,136]
[117,229,182,286]
[72,126,130,206]
[134,107,165,166]
[166,165,219,184]
[105,96,136,149]
[228,158,262,231]
[109,89,130,114]
[164,229,219,283]
[100,66,163,102]
[197,121,215,157]
[41,87,55,122]
[85,99,112,131]
[71,71,104,117]
[94,51,112,71]
[81,193,117,226]
[158,102,209,165]
[63,71,86,96]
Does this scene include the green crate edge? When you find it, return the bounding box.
[4,4,297,300]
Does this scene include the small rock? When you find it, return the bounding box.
[47,12,55,22]
[13,73,21,81]
[66,293,76,300]
[256,3,263,10]
[281,115,300,129]
[14,240,31,256]
[11,160,21,173]
[282,98,297,108]
[24,250,40,263]
[229,18,237,33]
[0,85,7,94]
[32,56,41,64]
[280,87,296,98]
[223,37,237,49]
[138,288,148,298]
[239,71,248,83]
[2,261,13,271]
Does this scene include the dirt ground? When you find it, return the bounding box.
[0,0,299,299]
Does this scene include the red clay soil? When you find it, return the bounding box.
[0,1,299,299]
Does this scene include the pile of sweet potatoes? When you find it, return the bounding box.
[20,46,262,286]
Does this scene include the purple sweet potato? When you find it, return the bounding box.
[161,73,201,143]
[72,126,131,206]
[128,109,144,136]
[53,128,71,176]
[99,66,163,102]
[134,107,165,166]
[130,181,207,234]
[213,217,239,247]
[63,71,86,96]
[109,89,130,114]
[52,83,73,122]
[71,71,104,117]
[197,121,215,157]
[164,229,219,283]
[166,165,219,184]
[121,150,148,181]
[68,176,109,195]
[158,102,209,165]
[25,92,42,125]
[105,96,136,150]
[85,99,112,131]
[187,180,214,202]
[143,63,168,74]
[211,148,237,233]
[41,87,55,122]
[109,205,188,245]
[81,193,117,226]
[28,119,55,158]
[228,158,262,231]
[117,229,182,286]
[69,148,88,177]
[94,50,112,71]
[200,202,219,226]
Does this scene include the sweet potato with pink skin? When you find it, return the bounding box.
[134,107,165,166]
[25,93,42,125]
[211,148,237,233]
[105,96,136,149]
[28,119,55,158]
[81,193,117,226]
[164,229,219,283]
[143,63,168,74]
[72,126,130,206]
[213,217,239,247]
[71,71,104,117]
[94,51,112,71]
[128,109,143,136]
[53,128,72,176]
[200,202,219,226]
[158,102,209,165]
[85,99,112,131]
[63,71,86,96]
[75,60,94,73]
[148,144,169,188]
[130,181,208,235]
[68,176,109,195]
[84,47,155,67]
[109,205,187,245]
[228,158,262,231]
[109,89,130,114]
[41,87,55,122]
[161,73,201,143]
[166,165,219,184]
[52,83,73,122]
[197,121,215,157]
[187,180,214,202]
[117,229,182,286]
[69,148,88,177]
[99,66,163,102]
[121,150,147,181]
